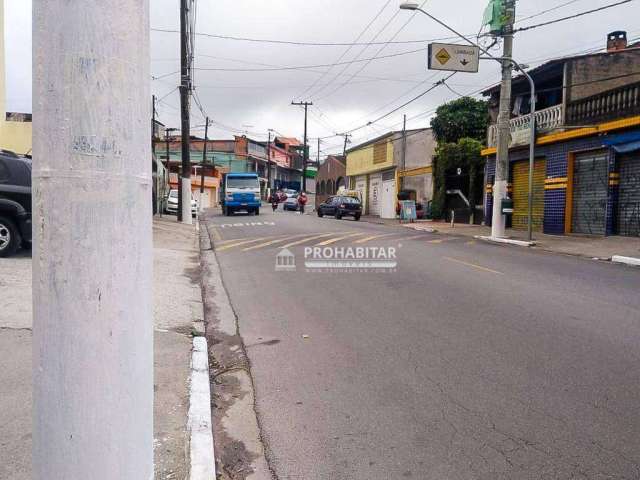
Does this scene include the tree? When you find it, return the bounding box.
[430,97,489,145]
[431,138,485,220]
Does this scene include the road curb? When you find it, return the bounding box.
[475,235,536,247]
[611,255,640,267]
[188,336,216,480]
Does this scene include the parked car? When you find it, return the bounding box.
[283,195,299,211]
[0,150,32,257]
[165,189,198,217]
[282,189,298,198]
[317,195,362,220]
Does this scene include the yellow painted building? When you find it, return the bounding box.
[346,133,397,218]
[0,0,32,154]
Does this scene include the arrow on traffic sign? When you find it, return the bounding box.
[460,59,469,66]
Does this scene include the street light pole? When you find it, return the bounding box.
[401,2,537,241]
[33,1,153,478]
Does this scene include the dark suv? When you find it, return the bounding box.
[0,151,32,257]
[317,195,362,221]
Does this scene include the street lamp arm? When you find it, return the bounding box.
[412,8,499,61]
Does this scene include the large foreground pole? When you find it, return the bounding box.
[33,2,153,479]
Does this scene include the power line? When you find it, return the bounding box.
[194,53,427,84]
[151,27,463,47]
[515,0,586,24]
[192,46,429,72]
[326,72,455,138]
[514,0,634,33]
[306,4,402,99]
[295,0,393,101]
[314,0,428,101]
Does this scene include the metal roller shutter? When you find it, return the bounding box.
[511,159,546,231]
[572,151,608,235]
[617,154,640,236]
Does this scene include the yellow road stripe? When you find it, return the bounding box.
[465,240,476,245]
[281,233,339,249]
[217,237,247,245]
[352,233,398,244]
[315,232,367,246]
[444,257,503,275]
[403,234,431,241]
[216,237,273,252]
[210,226,223,241]
[243,234,314,251]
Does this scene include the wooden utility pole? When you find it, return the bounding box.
[342,133,352,157]
[179,0,192,224]
[291,101,313,192]
[200,117,210,211]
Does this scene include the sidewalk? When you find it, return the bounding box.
[359,215,640,261]
[0,216,208,479]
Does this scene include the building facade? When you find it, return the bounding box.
[317,155,347,206]
[482,32,640,237]
[346,128,436,218]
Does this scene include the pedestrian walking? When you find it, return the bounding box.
[297,191,308,215]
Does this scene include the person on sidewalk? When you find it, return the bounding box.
[297,191,308,215]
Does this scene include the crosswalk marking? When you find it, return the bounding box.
[352,233,398,244]
[281,233,339,249]
[243,234,314,251]
[216,237,273,252]
[315,232,367,246]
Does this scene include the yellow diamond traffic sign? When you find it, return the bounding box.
[435,48,451,65]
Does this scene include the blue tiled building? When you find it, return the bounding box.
[482,33,640,237]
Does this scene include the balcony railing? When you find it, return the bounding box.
[487,104,563,148]
[566,81,640,125]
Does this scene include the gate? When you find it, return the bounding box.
[511,159,546,231]
[617,154,640,236]
[572,151,608,235]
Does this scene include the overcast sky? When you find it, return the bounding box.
[4,0,639,155]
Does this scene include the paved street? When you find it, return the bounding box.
[204,208,640,480]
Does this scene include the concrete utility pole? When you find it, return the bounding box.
[291,101,313,192]
[491,0,516,238]
[179,0,192,224]
[266,129,273,197]
[401,114,407,191]
[33,2,153,479]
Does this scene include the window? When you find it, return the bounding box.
[0,159,11,183]
[227,177,260,189]
[13,162,31,187]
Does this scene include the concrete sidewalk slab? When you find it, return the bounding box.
[0,216,210,480]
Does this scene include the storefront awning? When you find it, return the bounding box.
[612,140,640,154]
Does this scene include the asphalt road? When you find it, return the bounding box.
[204,207,640,480]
